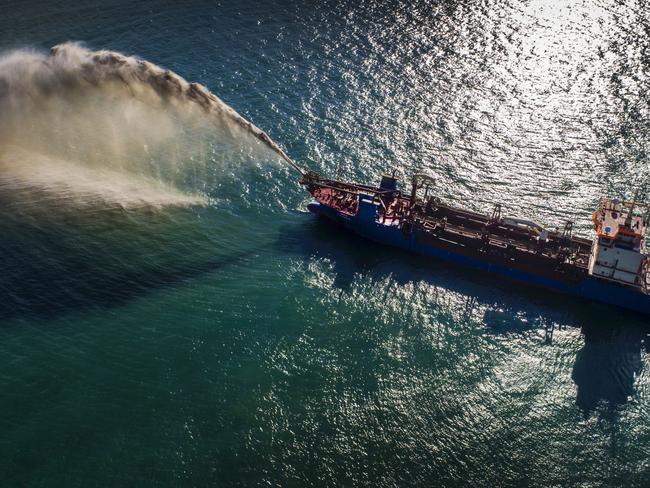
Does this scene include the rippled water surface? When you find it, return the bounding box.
[1,1,650,486]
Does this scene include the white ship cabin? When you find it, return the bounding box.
[588,197,650,290]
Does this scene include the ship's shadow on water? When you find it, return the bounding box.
[572,323,648,417]
[0,203,254,323]
[279,215,650,416]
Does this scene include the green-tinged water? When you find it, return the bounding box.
[1,1,649,486]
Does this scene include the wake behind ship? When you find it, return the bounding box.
[300,171,650,315]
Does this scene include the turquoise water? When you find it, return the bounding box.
[1,1,650,486]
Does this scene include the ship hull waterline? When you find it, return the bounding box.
[307,201,650,317]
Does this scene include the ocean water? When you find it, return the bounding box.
[1,1,650,486]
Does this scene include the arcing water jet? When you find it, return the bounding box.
[0,42,303,209]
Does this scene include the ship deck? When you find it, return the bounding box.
[414,202,592,267]
[304,175,593,273]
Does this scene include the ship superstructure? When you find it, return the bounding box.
[300,171,650,315]
[589,197,649,291]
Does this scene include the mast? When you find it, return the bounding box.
[625,190,639,228]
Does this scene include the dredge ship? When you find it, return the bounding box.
[299,171,650,315]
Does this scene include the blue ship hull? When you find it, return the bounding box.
[308,201,650,317]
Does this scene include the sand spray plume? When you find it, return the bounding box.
[49,43,305,174]
[0,147,204,208]
[0,42,302,209]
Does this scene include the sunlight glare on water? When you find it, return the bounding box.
[0,1,649,487]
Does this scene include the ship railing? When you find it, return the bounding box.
[599,196,650,211]
[598,196,650,227]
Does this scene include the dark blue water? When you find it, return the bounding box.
[1,1,650,486]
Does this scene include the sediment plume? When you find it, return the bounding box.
[0,42,299,209]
